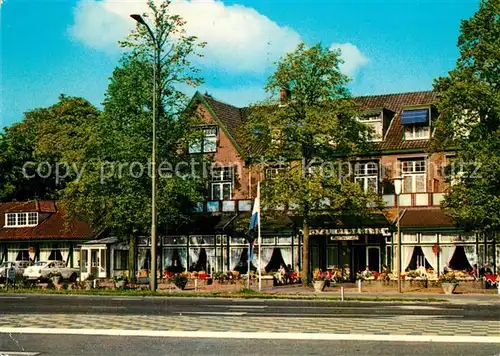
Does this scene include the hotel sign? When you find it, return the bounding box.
[330,235,359,241]
[310,228,390,236]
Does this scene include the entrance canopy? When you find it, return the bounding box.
[291,213,391,235]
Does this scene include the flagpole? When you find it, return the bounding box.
[247,243,250,289]
[257,181,262,292]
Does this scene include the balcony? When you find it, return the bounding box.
[382,192,446,208]
[193,200,253,213]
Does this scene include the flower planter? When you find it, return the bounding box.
[441,282,458,295]
[313,280,326,292]
[84,281,93,290]
[51,276,61,285]
[115,280,127,289]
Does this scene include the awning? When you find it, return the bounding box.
[400,108,429,125]
[228,213,294,235]
[291,212,390,230]
[399,208,457,230]
[170,214,222,235]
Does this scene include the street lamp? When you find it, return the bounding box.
[131,13,158,292]
[393,176,403,293]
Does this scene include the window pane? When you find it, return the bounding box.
[188,140,202,153]
[403,175,413,193]
[18,213,27,226]
[28,212,38,225]
[367,177,377,192]
[402,161,412,173]
[222,183,231,200]
[366,162,378,175]
[415,160,426,172]
[354,176,365,190]
[212,184,221,200]
[415,174,426,192]
[204,126,217,136]
[203,136,217,152]
[6,214,16,226]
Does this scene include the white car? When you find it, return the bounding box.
[23,260,79,282]
[0,261,33,282]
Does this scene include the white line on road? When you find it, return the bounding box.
[90,306,126,309]
[204,305,266,309]
[0,328,498,344]
[180,312,247,316]
[111,298,145,301]
[0,352,39,355]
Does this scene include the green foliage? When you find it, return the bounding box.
[61,0,207,245]
[0,95,100,201]
[433,0,500,236]
[240,42,381,283]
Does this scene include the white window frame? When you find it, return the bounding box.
[401,159,427,193]
[210,166,233,200]
[405,123,430,140]
[358,114,383,142]
[188,125,218,154]
[5,212,39,227]
[354,162,378,193]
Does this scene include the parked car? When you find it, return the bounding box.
[0,260,33,282]
[23,260,79,282]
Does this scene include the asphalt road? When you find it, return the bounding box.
[0,334,499,356]
[0,294,498,320]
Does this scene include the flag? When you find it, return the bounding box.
[249,195,259,231]
[248,242,254,263]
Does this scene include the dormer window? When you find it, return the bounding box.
[401,108,431,140]
[189,125,218,154]
[5,212,39,227]
[358,111,383,141]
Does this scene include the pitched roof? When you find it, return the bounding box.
[197,90,437,153]
[355,91,437,151]
[202,95,247,148]
[0,201,96,241]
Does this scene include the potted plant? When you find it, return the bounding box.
[114,274,128,289]
[172,272,189,290]
[312,271,329,292]
[48,273,62,285]
[84,274,94,290]
[439,272,459,294]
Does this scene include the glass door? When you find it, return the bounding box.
[367,246,381,272]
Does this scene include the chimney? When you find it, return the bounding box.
[279,87,290,105]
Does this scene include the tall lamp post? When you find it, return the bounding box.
[131,14,158,292]
[393,176,403,293]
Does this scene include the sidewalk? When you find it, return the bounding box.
[257,284,500,304]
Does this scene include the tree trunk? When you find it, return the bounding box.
[302,220,310,286]
[128,236,137,282]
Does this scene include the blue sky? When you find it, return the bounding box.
[1,0,480,129]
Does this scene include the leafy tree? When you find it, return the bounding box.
[240,43,381,284]
[0,95,100,201]
[61,0,207,278]
[433,0,500,238]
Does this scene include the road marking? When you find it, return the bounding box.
[90,306,126,309]
[392,305,462,311]
[205,305,266,309]
[0,297,26,300]
[180,312,247,316]
[111,298,145,301]
[0,352,40,355]
[0,328,498,344]
[393,315,463,319]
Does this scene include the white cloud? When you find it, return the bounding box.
[330,42,369,78]
[69,0,301,74]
